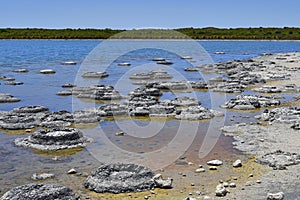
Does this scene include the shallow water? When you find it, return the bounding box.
[1,40,300,196]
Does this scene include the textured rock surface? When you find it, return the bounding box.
[0,93,20,103]
[0,183,79,200]
[84,163,156,193]
[14,128,93,151]
[221,95,281,110]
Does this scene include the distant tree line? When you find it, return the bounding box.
[0,27,300,40]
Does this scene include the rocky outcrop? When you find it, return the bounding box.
[84,163,156,193]
[14,128,93,151]
[175,106,222,120]
[221,95,281,110]
[84,163,172,194]
[256,150,300,170]
[255,107,300,124]
[0,93,20,103]
[0,183,79,200]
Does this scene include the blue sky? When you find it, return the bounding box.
[1,0,299,29]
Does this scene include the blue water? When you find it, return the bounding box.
[0,40,300,112]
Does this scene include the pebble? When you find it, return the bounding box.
[191,183,195,186]
[115,132,125,136]
[229,182,236,188]
[223,182,229,187]
[215,183,228,197]
[188,162,194,166]
[195,190,201,195]
[249,174,254,177]
[233,159,242,167]
[207,159,223,166]
[195,168,205,173]
[67,168,77,174]
[256,180,262,184]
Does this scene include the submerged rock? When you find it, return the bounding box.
[14,128,93,151]
[0,183,79,200]
[82,71,109,78]
[0,93,20,103]
[39,69,56,74]
[130,69,173,80]
[12,68,29,73]
[84,163,156,193]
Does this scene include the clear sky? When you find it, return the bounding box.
[1,0,299,29]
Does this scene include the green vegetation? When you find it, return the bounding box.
[0,27,300,40]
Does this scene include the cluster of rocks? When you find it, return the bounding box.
[0,93,20,103]
[147,81,208,91]
[256,150,300,170]
[14,128,93,151]
[57,85,125,101]
[253,84,299,93]
[82,71,109,78]
[0,183,79,200]
[0,75,24,86]
[130,69,173,80]
[0,106,102,130]
[256,107,300,129]
[84,163,172,194]
[221,94,281,110]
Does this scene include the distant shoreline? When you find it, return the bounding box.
[1,27,300,40]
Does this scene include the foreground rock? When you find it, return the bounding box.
[215,184,228,197]
[84,163,172,194]
[0,183,79,200]
[221,94,281,110]
[0,93,20,103]
[14,128,93,151]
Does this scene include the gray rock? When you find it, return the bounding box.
[14,128,93,151]
[0,183,79,200]
[256,150,300,170]
[5,81,24,85]
[32,173,55,180]
[215,183,228,197]
[267,192,284,200]
[84,163,156,193]
[221,95,281,110]
[152,174,173,189]
[175,106,217,120]
[0,93,20,103]
[82,71,109,78]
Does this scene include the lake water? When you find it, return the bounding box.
[0,40,300,195]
